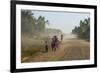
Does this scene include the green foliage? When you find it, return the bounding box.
[21,35,44,57]
[21,10,49,36]
[72,18,90,41]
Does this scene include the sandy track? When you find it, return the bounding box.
[22,38,90,63]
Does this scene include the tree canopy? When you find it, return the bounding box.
[21,10,49,36]
[72,18,90,41]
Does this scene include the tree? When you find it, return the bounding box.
[21,10,49,36]
[36,16,49,33]
[72,18,90,41]
[21,10,35,35]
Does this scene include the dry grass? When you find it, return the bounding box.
[21,36,90,63]
[21,35,43,61]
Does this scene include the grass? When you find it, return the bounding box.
[21,34,90,63]
[21,34,52,61]
[21,35,43,59]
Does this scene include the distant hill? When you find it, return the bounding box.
[39,28,62,38]
[45,28,62,34]
[46,28,62,35]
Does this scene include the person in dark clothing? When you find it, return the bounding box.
[51,36,59,51]
[44,41,48,53]
[54,36,58,51]
[51,37,55,51]
[61,34,63,42]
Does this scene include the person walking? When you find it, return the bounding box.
[61,34,63,42]
[44,41,48,53]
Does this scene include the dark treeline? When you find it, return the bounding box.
[72,18,90,41]
[21,10,49,36]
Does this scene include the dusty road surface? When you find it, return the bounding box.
[22,34,90,63]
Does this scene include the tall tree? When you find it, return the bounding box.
[72,18,90,41]
[21,10,35,35]
[36,16,49,32]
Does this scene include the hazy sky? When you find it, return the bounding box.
[32,10,90,34]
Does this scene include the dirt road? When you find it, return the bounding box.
[22,37,90,63]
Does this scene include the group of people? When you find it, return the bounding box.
[44,34,63,53]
